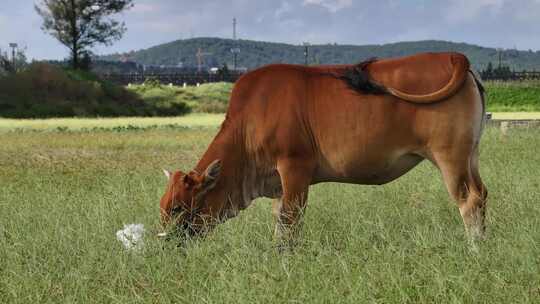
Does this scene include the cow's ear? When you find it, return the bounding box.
[162,169,171,180]
[202,159,221,189]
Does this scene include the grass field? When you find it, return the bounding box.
[1,119,540,303]
[490,112,540,120]
[485,81,540,112]
[0,113,224,131]
[128,82,232,114]
[1,112,539,133]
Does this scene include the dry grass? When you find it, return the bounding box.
[491,112,540,120]
[0,113,225,132]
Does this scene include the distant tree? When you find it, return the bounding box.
[486,62,493,74]
[493,65,512,80]
[0,53,11,74]
[217,64,230,80]
[79,51,93,71]
[481,61,494,79]
[35,0,133,70]
[14,47,28,71]
[0,47,27,74]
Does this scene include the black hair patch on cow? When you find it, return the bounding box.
[340,58,388,95]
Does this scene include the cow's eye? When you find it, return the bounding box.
[171,206,182,214]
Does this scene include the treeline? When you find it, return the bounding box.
[0,62,237,118]
[99,37,540,71]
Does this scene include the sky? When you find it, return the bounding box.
[1,0,540,60]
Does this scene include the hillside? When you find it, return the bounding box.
[100,37,540,71]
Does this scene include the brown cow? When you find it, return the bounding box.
[159,52,487,247]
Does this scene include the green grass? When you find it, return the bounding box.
[1,112,538,134]
[485,81,540,112]
[128,82,233,113]
[1,122,540,303]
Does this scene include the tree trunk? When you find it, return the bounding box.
[69,0,78,69]
[72,44,78,69]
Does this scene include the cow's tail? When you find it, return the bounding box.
[468,69,486,134]
[385,53,470,103]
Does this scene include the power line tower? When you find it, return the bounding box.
[233,17,237,40]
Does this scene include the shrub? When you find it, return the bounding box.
[142,76,162,88]
[0,63,191,118]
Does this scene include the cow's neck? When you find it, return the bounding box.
[193,121,254,219]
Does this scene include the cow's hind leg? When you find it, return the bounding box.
[431,146,488,244]
[274,158,315,250]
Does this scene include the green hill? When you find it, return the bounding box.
[100,37,540,71]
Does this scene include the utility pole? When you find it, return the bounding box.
[303,42,310,65]
[231,18,240,72]
[197,48,203,72]
[233,18,237,40]
[231,48,240,71]
[9,43,17,71]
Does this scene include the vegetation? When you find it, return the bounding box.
[2,113,540,134]
[480,62,514,80]
[100,37,540,71]
[0,122,539,303]
[485,80,540,112]
[0,46,28,74]
[35,0,133,69]
[122,79,540,113]
[0,114,224,132]
[1,61,538,117]
[128,81,232,114]
[0,54,9,75]
[0,63,190,118]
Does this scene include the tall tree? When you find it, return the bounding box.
[35,0,133,69]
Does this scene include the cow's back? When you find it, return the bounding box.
[226,61,483,185]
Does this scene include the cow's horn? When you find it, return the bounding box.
[162,169,171,180]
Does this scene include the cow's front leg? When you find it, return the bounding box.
[274,158,315,250]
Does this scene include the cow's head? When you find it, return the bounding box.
[159,160,222,238]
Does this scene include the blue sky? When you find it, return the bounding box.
[2,0,540,60]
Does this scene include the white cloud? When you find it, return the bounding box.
[275,1,292,19]
[303,0,353,13]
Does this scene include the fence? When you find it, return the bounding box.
[99,72,243,86]
[481,71,540,81]
[100,70,540,85]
